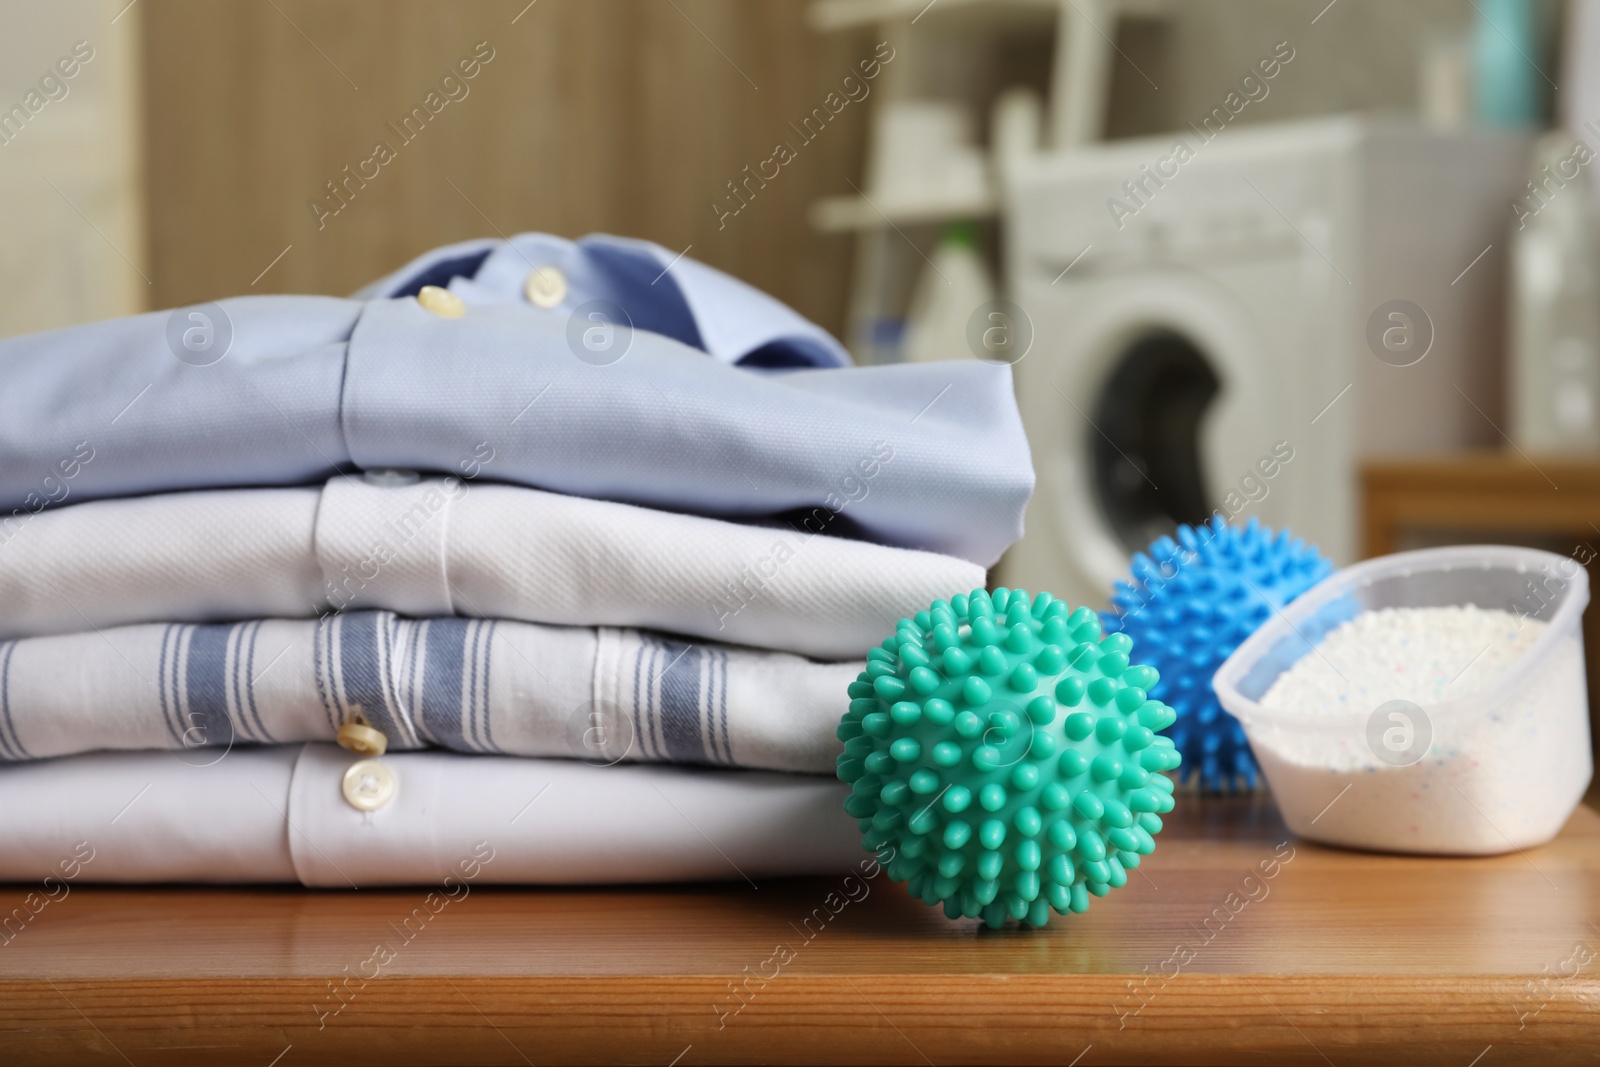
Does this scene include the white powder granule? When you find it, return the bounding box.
[1262,605,1546,713]
[1247,605,1591,855]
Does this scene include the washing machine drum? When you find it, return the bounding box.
[1089,329,1220,553]
[1005,268,1278,609]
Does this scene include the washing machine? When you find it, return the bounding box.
[998,115,1532,608]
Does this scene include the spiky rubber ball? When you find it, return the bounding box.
[1104,516,1332,793]
[836,587,1181,929]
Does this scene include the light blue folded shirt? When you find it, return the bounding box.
[0,233,1032,565]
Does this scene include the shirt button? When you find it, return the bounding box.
[418,284,465,318]
[342,759,398,812]
[524,266,568,308]
[336,718,388,757]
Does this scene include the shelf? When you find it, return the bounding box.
[809,0,1173,33]
[809,190,997,232]
[810,0,1059,32]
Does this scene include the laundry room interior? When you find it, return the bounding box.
[823,0,1600,788]
[10,1,1600,1059]
[18,0,1588,772]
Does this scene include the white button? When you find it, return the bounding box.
[342,759,397,812]
[525,266,568,308]
[418,285,465,318]
[362,469,420,488]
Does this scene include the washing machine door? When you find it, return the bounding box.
[1004,268,1276,608]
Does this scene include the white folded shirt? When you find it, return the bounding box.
[0,473,981,660]
[0,610,857,774]
[0,744,860,886]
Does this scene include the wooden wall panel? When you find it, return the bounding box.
[142,0,872,335]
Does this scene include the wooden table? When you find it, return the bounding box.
[3,791,1598,1066]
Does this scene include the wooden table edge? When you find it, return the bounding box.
[2,972,1596,1065]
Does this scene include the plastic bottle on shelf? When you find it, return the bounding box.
[1473,0,1542,127]
[1509,132,1600,452]
[901,222,994,363]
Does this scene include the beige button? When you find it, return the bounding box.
[342,759,397,812]
[417,284,465,318]
[337,719,388,757]
[524,266,567,308]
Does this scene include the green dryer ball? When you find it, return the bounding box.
[836,588,1182,929]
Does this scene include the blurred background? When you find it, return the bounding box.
[4,0,1600,749]
[4,0,1536,333]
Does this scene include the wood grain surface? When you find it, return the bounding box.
[2,792,1597,1065]
[141,0,870,335]
[1361,453,1600,558]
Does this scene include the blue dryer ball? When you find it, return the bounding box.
[1104,516,1332,792]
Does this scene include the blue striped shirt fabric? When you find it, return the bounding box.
[0,610,855,774]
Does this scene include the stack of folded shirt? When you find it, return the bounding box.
[0,233,1032,888]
